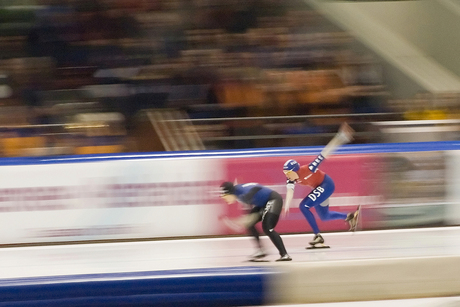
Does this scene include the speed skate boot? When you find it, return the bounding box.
[250,248,267,260]
[309,233,324,246]
[275,254,292,262]
[306,233,329,249]
[345,206,360,232]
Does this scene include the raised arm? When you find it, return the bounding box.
[321,122,354,158]
[309,122,355,172]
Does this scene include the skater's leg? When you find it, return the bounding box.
[261,194,289,256]
[247,207,264,253]
[315,201,347,221]
[261,193,291,261]
[299,201,320,234]
[247,225,263,249]
[261,212,288,256]
[299,199,327,246]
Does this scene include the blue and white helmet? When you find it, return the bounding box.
[283,159,300,172]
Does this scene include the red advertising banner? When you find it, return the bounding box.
[221,154,383,235]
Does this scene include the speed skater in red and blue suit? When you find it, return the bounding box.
[282,122,360,248]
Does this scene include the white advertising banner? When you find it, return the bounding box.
[0,157,226,244]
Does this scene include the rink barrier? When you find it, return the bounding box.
[1,140,459,165]
[0,140,459,245]
[0,267,275,307]
[268,255,460,304]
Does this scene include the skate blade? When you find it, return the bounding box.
[275,258,292,262]
[246,258,270,262]
[306,244,330,249]
[352,205,362,232]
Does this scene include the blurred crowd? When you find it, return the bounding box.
[0,0,455,156]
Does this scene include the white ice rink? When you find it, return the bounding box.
[1,226,460,306]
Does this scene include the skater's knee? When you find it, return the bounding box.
[262,219,276,234]
[299,205,312,216]
[262,224,272,234]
